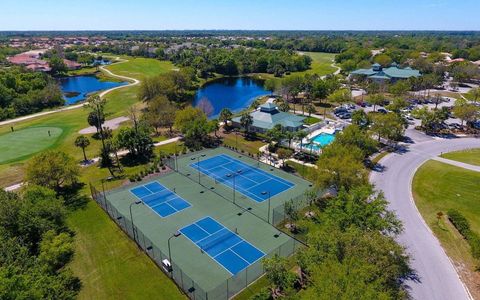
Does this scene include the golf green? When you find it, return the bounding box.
[0,126,63,164]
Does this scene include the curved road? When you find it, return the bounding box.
[370,132,479,300]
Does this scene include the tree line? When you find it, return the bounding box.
[254,124,413,299]
[0,150,85,299]
[168,47,311,78]
[0,67,64,121]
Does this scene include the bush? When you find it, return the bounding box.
[448,209,480,258]
[448,209,470,235]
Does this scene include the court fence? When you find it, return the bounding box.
[164,147,318,228]
[89,183,304,300]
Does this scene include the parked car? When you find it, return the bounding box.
[377,108,388,114]
[334,107,348,114]
[338,112,352,119]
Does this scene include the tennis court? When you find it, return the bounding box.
[180,217,264,275]
[191,154,294,202]
[130,181,191,218]
[95,147,312,299]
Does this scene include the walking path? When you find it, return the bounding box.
[85,136,182,164]
[79,116,130,134]
[3,136,182,192]
[432,156,480,172]
[0,58,139,127]
[370,133,479,300]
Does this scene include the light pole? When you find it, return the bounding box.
[262,191,271,224]
[235,129,238,149]
[168,232,181,278]
[129,200,142,244]
[174,142,178,171]
[100,178,107,208]
[196,154,206,184]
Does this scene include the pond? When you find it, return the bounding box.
[193,77,270,119]
[58,75,128,105]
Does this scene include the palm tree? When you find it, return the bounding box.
[468,87,480,104]
[285,131,295,148]
[219,108,233,130]
[306,104,316,117]
[74,135,90,162]
[240,112,253,136]
[295,130,308,151]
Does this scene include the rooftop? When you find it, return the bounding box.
[351,63,421,80]
[233,104,305,130]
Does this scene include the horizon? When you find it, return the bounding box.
[1,0,479,31]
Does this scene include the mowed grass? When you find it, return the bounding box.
[413,160,480,295]
[68,200,185,300]
[440,148,480,166]
[0,57,173,187]
[253,52,337,83]
[106,58,176,80]
[296,52,337,77]
[0,126,64,164]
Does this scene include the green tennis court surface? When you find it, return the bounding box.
[0,126,63,164]
[191,154,294,202]
[99,147,312,298]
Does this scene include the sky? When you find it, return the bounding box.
[1,0,479,31]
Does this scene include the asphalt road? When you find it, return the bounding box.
[370,133,480,300]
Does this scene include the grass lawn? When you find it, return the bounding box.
[106,58,175,80]
[302,115,321,125]
[0,126,64,164]
[0,57,174,187]
[233,276,269,300]
[253,52,337,83]
[295,52,337,77]
[221,132,267,156]
[440,148,480,166]
[68,200,185,300]
[413,160,480,298]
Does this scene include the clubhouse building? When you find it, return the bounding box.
[350,63,421,83]
[232,103,305,133]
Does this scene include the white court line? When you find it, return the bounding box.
[193,155,294,202]
[130,181,191,219]
[179,217,265,275]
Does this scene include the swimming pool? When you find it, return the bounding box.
[301,132,336,153]
[311,132,336,147]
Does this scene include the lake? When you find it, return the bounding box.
[193,77,270,118]
[58,75,127,105]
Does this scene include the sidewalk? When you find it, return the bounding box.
[0,59,139,126]
[3,136,182,192]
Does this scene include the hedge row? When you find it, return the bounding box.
[448,209,480,259]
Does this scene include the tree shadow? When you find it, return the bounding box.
[119,154,152,167]
[58,182,89,210]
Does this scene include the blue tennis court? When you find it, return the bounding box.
[180,217,265,275]
[191,154,294,202]
[130,181,191,218]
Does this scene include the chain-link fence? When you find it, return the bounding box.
[90,183,304,300]
[164,147,316,227]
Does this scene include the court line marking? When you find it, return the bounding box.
[179,217,265,275]
[219,154,294,187]
[192,154,296,202]
[129,181,191,219]
[192,162,269,202]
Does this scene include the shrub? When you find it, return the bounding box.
[448,209,480,259]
